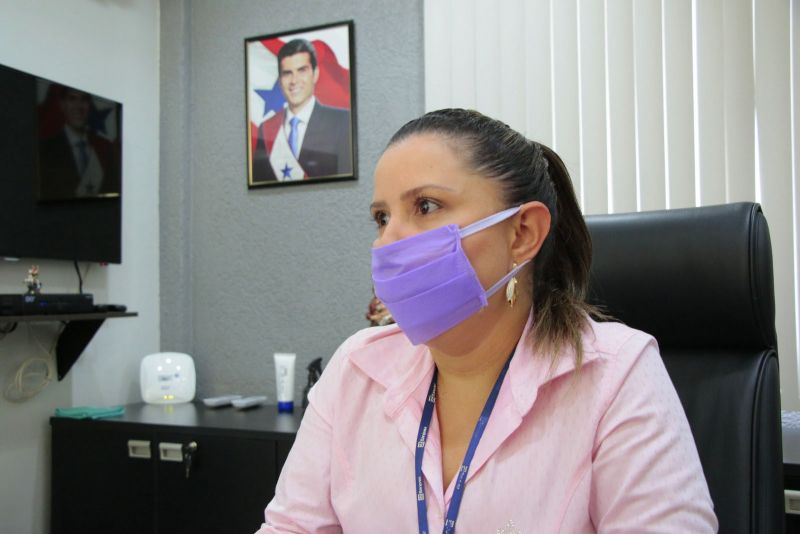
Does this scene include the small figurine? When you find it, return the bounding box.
[24,265,42,295]
[302,357,323,411]
[366,293,394,326]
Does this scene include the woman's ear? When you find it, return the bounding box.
[510,201,551,263]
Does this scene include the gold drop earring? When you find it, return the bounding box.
[506,262,518,307]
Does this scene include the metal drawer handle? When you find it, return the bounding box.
[787,489,800,515]
[127,440,151,459]
[158,442,184,462]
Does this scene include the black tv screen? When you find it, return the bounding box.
[0,63,122,263]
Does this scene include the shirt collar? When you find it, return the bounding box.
[507,315,602,416]
[347,323,433,417]
[285,96,316,125]
[347,313,603,419]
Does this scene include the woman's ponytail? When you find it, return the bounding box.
[530,144,594,366]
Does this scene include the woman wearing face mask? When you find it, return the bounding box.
[257,109,717,533]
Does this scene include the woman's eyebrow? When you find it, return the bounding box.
[369,200,386,212]
[400,184,457,201]
[370,184,458,211]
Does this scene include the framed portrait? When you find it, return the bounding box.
[245,21,357,188]
[36,79,122,201]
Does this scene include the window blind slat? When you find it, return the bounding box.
[474,1,501,119]
[552,0,582,202]
[499,0,527,132]
[423,0,452,110]
[450,0,476,109]
[578,0,609,215]
[722,0,756,203]
[634,0,667,211]
[792,0,800,412]
[694,0,726,206]
[606,0,637,213]
[524,0,554,147]
[662,0,695,209]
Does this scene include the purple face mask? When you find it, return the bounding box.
[371,206,530,345]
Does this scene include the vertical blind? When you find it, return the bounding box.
[424,0,800,409]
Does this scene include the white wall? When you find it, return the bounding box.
[0,1,160,533]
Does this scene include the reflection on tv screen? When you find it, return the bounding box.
[37,80,121,201]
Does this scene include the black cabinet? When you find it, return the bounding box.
[51,422,154,533]
[51,402,302,534]
[785,411,800,532]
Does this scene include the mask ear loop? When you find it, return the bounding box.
[458,205,529,298]
[459,206,521,238]
[456,205,530,297]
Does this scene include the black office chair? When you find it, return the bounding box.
[585,202,784,534]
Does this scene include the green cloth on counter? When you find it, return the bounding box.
[54,405,125,419]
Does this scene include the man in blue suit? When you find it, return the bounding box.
[252,39,353,182]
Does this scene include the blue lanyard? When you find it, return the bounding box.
[415,352,513,534]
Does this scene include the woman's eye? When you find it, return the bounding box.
[417,198,440,215]
[372,211,389,227]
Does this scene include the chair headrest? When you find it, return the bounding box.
[586,202,776,350]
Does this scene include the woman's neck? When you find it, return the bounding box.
[430,298,531,491]
[430,299,531,399]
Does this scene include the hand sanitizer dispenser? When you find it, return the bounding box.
[140,352,196,404]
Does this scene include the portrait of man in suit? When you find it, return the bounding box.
[248,29,355,186]
[38,85,121,201]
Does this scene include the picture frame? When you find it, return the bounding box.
[245,20,357,189]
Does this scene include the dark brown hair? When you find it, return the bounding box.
[277,39,318,70]
[388,108,597,365]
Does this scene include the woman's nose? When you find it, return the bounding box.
[374,217,415,248]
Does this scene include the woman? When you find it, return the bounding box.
[258,109,717,533]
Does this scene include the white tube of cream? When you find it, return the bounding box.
[274,353,296,413]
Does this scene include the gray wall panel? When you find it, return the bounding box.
[160,0,424,401]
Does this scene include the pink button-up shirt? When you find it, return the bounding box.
[258,317,718,533]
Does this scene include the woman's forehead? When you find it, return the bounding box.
[372,140,503,208]
[374,136,478,189]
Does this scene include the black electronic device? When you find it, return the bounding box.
[0,63,123,263]
[0,293,94,316]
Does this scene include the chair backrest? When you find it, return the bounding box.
[585,202,784,534]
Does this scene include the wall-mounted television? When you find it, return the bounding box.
[0,63,122,264]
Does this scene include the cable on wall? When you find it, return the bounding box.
[72,260,93,294]
[0,321,17,340]
[3,323,63,403]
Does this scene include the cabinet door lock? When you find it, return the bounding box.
[183,441,197,479]
[158,441,198,479]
